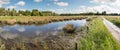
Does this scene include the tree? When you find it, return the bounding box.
[6,8,11,16]
[102,11,106,15]
[11,9,17,16]
[31,9,40,16]
[0,8,5,16]
[0,7,59,16]
[24,10,31,16]
[18,10,25,16]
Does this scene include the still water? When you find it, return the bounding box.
[0,19,86,39]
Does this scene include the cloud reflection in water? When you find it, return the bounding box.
[16,27,26,32]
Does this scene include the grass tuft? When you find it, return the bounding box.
[63,24,76,33]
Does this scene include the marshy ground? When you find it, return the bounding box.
[0,16,120,50]
[0,16,86,25]
[0,16,87,50]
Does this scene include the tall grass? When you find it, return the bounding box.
[0,16,86,25]
[78,17,120,50]
[106,16,120,27]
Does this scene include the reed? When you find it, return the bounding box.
[0,16,86,25]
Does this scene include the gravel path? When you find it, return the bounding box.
[103,18,120,43]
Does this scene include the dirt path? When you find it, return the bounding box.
[103,18,120,43]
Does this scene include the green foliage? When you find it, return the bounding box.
[24,10,31,16]
[11,9,17,16]
[78,18,120,50]
[0,7,58,16]
[0,8,6,16]
[18,10,32,16]
[102,11,106,15]
[31,9,40,16]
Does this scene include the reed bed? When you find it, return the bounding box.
[0,16,86,25]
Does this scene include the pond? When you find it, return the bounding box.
[0,19,86,39]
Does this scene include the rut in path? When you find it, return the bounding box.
[103,18,120,43]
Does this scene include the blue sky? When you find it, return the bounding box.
[0,0,120,14]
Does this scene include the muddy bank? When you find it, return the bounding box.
[0,26,87,50]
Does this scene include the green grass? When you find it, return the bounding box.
[78,17,120,50]
[106,17,120,27]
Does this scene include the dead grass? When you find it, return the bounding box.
[63,24,76,33]
[0,16,86,25]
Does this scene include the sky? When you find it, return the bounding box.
[0,0,120,14]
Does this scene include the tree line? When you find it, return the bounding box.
[0,7,120,16]
[0,8,59,16]
[60,11,120,16]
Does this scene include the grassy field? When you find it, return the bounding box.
[106,16,120,27]
[0,16,86,25]
[78,17,120,50]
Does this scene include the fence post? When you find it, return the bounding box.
[75,43,78,50]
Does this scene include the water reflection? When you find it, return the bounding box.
[16,27,26,32]
[0,32,19,39]
[0,19,86,38]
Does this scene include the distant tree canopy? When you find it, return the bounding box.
[0,8,59,16]
[0,7,120,16]
[60,11,120,16]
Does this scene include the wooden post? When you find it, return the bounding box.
[75,43,78,50]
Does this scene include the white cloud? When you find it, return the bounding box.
[53,8,68,14]
[91,0,116,4]
[34,0,42,2]
[56,9,64,13]
[7,6,16,9]
[16,1,25,6]
[91,0,120,7]
[0,0,10,7]
[47,9,55,12]
[19,9,26,11]
[54,2,69,7]
[16,27,25,32]
[0,0,10,4]
[46,9,63,14]
[6,1,26,10]
[89,0,120,14]
[111,0,120,7]
[57,9,64,11]
[71,5,120,14]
